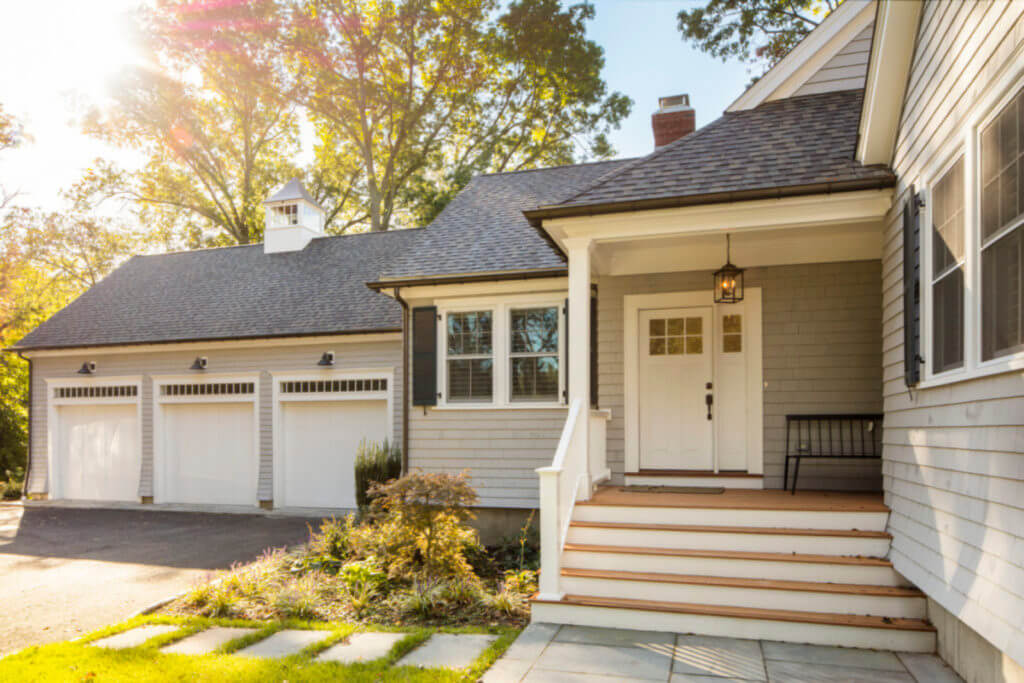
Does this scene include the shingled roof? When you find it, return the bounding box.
[12,229,419,351]
[376,159,633,282]
[525,89,895,221]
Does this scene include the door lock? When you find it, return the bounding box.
[705,392,713,420]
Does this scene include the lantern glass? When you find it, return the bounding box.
[714,263,744,304]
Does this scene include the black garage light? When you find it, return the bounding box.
[318,351,335,366]
[77,361,96,374]
[713,234,745,304]
[190,356,208,370]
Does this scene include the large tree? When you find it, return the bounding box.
[172,0,630,232]
[678,0,840,73]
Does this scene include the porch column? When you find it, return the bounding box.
[565,236,592,498]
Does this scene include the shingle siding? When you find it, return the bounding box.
[597,260,884,490]
[883,0,1024,670]
[27,336,402,502]
[794,23,874,97]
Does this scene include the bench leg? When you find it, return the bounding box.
[783,456,790,492]
[792,457,801,495]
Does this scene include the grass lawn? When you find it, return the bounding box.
[0,614,519,682]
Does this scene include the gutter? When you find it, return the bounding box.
[392,287,411,475]
[522,176,897,227]
[366,268,567,291]
[16,352,31,498]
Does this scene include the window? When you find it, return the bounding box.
[980,86,1024,361]
[510,307,559,401]
[722,314,742,353]
[931,157,965,372]
[272,203,298,226]
[446,311,493,402]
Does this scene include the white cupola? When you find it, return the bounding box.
[263,178,325,253]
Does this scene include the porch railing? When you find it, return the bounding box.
[535,399,609,600]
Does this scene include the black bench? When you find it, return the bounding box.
[784,414,883,493]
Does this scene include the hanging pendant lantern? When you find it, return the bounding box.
[713,234,744,304]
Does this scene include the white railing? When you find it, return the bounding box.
[535,399,610,600]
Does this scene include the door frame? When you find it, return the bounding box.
[624,289,763,475]
[270,367,395,508]
[45,375,143,500]
[151,372,261,505]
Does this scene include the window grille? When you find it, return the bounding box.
[160,382,255,397]
[54,385,138,400]
[280,378,387,394]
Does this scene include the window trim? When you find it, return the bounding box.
[918,66,1024,389]
[436,293,566,409]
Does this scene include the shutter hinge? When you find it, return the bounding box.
[914,195,926,209]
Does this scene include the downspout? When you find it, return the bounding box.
[393,287,410,475]
[17,352,31,499]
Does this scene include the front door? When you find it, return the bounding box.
[639,307,713,469]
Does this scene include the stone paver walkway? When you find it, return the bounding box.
[318,632,406,663]
[397,633,497,669]
[161,627,258,655]
[90,624,180,649]
[483,624,964,682]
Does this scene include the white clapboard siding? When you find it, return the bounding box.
[28,336,402,502]
[794,24,874,97]
[597,260,884,490]
[883,0,1024,669]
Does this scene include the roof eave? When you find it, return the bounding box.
[524,176,897,225]
[365,267,568,291]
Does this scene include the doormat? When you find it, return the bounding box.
[619,485,725,494]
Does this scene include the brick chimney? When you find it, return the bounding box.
[652,94,695,148]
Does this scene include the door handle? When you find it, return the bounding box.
[705,393,713,420]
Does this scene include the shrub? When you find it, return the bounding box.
[0,468,23,500]
[480,587,525,617]
[271,574,323,620]
[397,578,448,619]
[354,438,402,510]
[339,557,386,618]
[297,515,358,574]
[362,470,481,582]
[490,510,539,572]
[502,569,538,596]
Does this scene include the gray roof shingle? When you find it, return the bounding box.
[12,229,420,350]
[378,159,633,281]
[529,90,894,218]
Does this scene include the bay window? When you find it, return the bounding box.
[980,85,1024,361]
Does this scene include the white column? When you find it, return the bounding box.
[565,237,592,498]
[535,467,563,600]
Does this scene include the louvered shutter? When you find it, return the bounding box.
[590,295,599,408]
[412,307,438,405]
[903,189,922,386]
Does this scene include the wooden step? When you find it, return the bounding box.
[567,521,892,556]
[530,594,936,652]
[559,568,926,618]
[562,543,907,586]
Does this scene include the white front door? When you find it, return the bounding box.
[639,307,713,470]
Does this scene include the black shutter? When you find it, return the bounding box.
[903,189,922,386]
[590,295,599,408]
[562,298,569,402]
[412,306,438,405]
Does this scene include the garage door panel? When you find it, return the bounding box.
[58,405,140,502]
[162,403,256,506]
[281,400,388,509]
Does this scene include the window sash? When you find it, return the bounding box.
[445,310,494,402]
[929,157,966,375]
[508,306,560,402]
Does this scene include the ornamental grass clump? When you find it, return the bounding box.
[353,438,402,510]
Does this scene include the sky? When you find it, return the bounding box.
[0,0,753,211]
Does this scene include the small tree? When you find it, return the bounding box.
[364,470,480,581]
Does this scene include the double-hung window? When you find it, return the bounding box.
[930,157,965,373]
[509,306,560,402]
[980,85,1024,361]
[446,311,493,402]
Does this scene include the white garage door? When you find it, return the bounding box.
[162,403,256,505]
[280,400,389,508]
[56,404,140,501]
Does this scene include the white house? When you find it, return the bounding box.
[9,1,1024,679]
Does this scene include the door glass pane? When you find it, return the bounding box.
[685,317,702,334]
[667,337,684,355]
[650,338,666,355]
[722,314,742,334]
[667,318,685,335]
[723,335,742,353]
[686,337,703,354]
[649,319,665,336]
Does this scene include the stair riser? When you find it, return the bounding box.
[560,576,927,619]
[530,602,936,653]
[563,550,909,586]
[623,475,764,489]
[573,505,888,531]
[566,527,891,556]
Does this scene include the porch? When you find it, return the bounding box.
[529,189,933,649]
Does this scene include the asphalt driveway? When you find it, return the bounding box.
[0,504,317,656]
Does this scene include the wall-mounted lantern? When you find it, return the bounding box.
[190,356,208,370]
[77,361,97,375]
[318,351,335,366]
[713,234,745,304]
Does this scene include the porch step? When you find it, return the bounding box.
[567,521,892,556]
[562,543,909,586]
[624,472,764,489]
[560,568,927,618]
[530,594,936,652]
[573,502,888,532]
